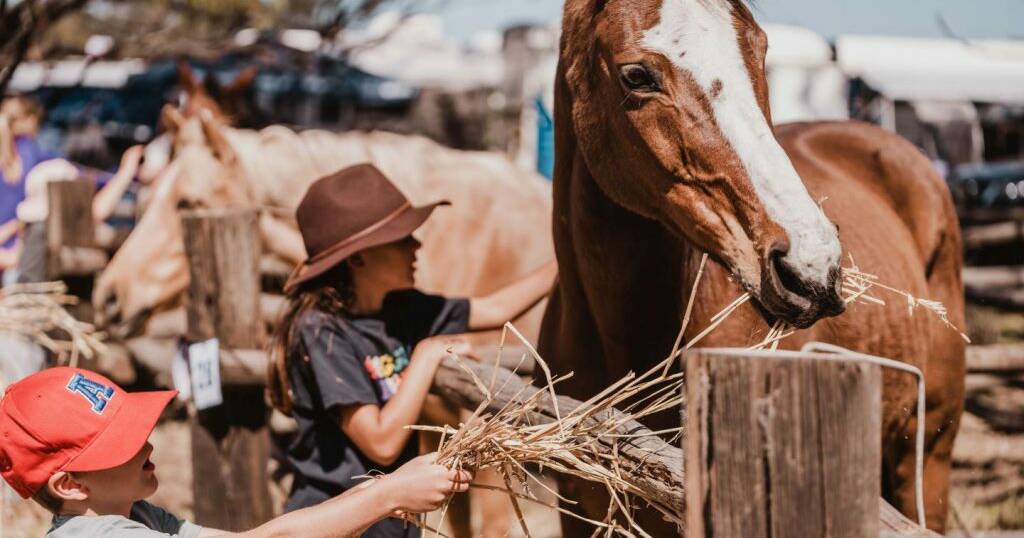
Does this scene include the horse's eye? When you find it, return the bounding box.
[620,64,658,92]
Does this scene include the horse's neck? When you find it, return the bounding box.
[554,138,700,367]
[227,126,335,209]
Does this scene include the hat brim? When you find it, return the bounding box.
[284,201,448,294]
[15,198,46,223]
[63,390,176,472]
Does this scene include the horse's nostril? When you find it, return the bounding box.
[770,249,812,300]
[768,238,790,261]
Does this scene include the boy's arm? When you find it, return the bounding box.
[196,484,392,538]
[468,260,557,331]
[199,454,471,538]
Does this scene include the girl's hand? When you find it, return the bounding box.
[381,453,473,513]
[413,335,479,363]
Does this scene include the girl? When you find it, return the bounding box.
[268,164,556,537]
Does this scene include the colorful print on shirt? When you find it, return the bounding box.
[362,346,410,401]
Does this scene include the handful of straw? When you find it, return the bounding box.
[414,324,686,538]
[0,281,106,366]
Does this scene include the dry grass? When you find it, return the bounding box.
[411,323,687,538]
[405,253,970,537]
[0,281,106,367]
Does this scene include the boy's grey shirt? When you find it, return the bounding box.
[46,501,203,537]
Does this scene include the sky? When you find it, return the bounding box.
[439,0,1024,42]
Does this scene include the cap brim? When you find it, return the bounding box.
[284,201,448,293]
[64,390,176,472]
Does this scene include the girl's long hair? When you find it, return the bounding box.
[267,263,355,415]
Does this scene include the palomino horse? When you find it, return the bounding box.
[96,108,553,335]
[539,0,964,533]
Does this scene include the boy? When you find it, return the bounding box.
[0,367,471,537]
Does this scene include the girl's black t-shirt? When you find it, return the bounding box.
[284,288,470,537]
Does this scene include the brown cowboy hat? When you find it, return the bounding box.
[284,163,448,293]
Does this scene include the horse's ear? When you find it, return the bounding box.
[198,110,236,165]
[177,60,201,96]
[160,104,185,135]
[225,66,258,95]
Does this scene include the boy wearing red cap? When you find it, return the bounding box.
[0,367,472,537]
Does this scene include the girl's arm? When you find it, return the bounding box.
[91,145,143,223]
[339,337,473,465]
[468,260,557,331]
[207,453,472,538]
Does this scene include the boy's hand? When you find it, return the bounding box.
[381,453,473,513]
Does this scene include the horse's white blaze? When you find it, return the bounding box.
[642,0,841,286]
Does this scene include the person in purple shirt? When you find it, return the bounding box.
[0,96,57,274]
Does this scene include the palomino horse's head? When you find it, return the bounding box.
[561,0,843,327]
[178,61,265,129]
[94,106,250,332]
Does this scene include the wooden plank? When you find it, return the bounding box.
[964,266,1024,289]
[967,344,1024,373]
[965,286,1024,312]
[429,351,932,537]
[685,350,881,538]
[963,221,1023,250]
[180,207,273,531]
[55,245,107,276]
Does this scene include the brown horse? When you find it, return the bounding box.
[539,0,964,534]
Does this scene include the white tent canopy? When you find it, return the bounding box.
[762,24,848,123]
[341,12,503,91]
[764,24,833,68]
[837,35,1024,104]
[9,59,147,92]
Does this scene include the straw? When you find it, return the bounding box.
[0,281,106,367]
[412,251,966,536]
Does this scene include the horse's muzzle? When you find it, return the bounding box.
[758,246,845,329]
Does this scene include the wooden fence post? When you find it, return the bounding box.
[685,350,882,538]
[44,179,108,324]
[45,179,95,278]
[181,208,274,530]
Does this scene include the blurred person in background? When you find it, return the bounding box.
[0,96,57,282]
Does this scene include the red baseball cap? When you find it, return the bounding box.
[0,367,176,498]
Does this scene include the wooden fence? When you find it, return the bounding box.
[169,208,957,536]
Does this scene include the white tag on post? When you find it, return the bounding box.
[170,342,192,402]
[188,338,223,410]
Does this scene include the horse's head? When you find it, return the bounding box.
[561,0,843,328]
[94,106,250,333]
[178,61,264,129]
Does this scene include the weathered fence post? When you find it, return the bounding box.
[181,208,274,530]
[44,179,108,325]
[45,179,95,279]
[685,349,882,538]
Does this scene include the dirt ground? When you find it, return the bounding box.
[946,306,1024,532]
